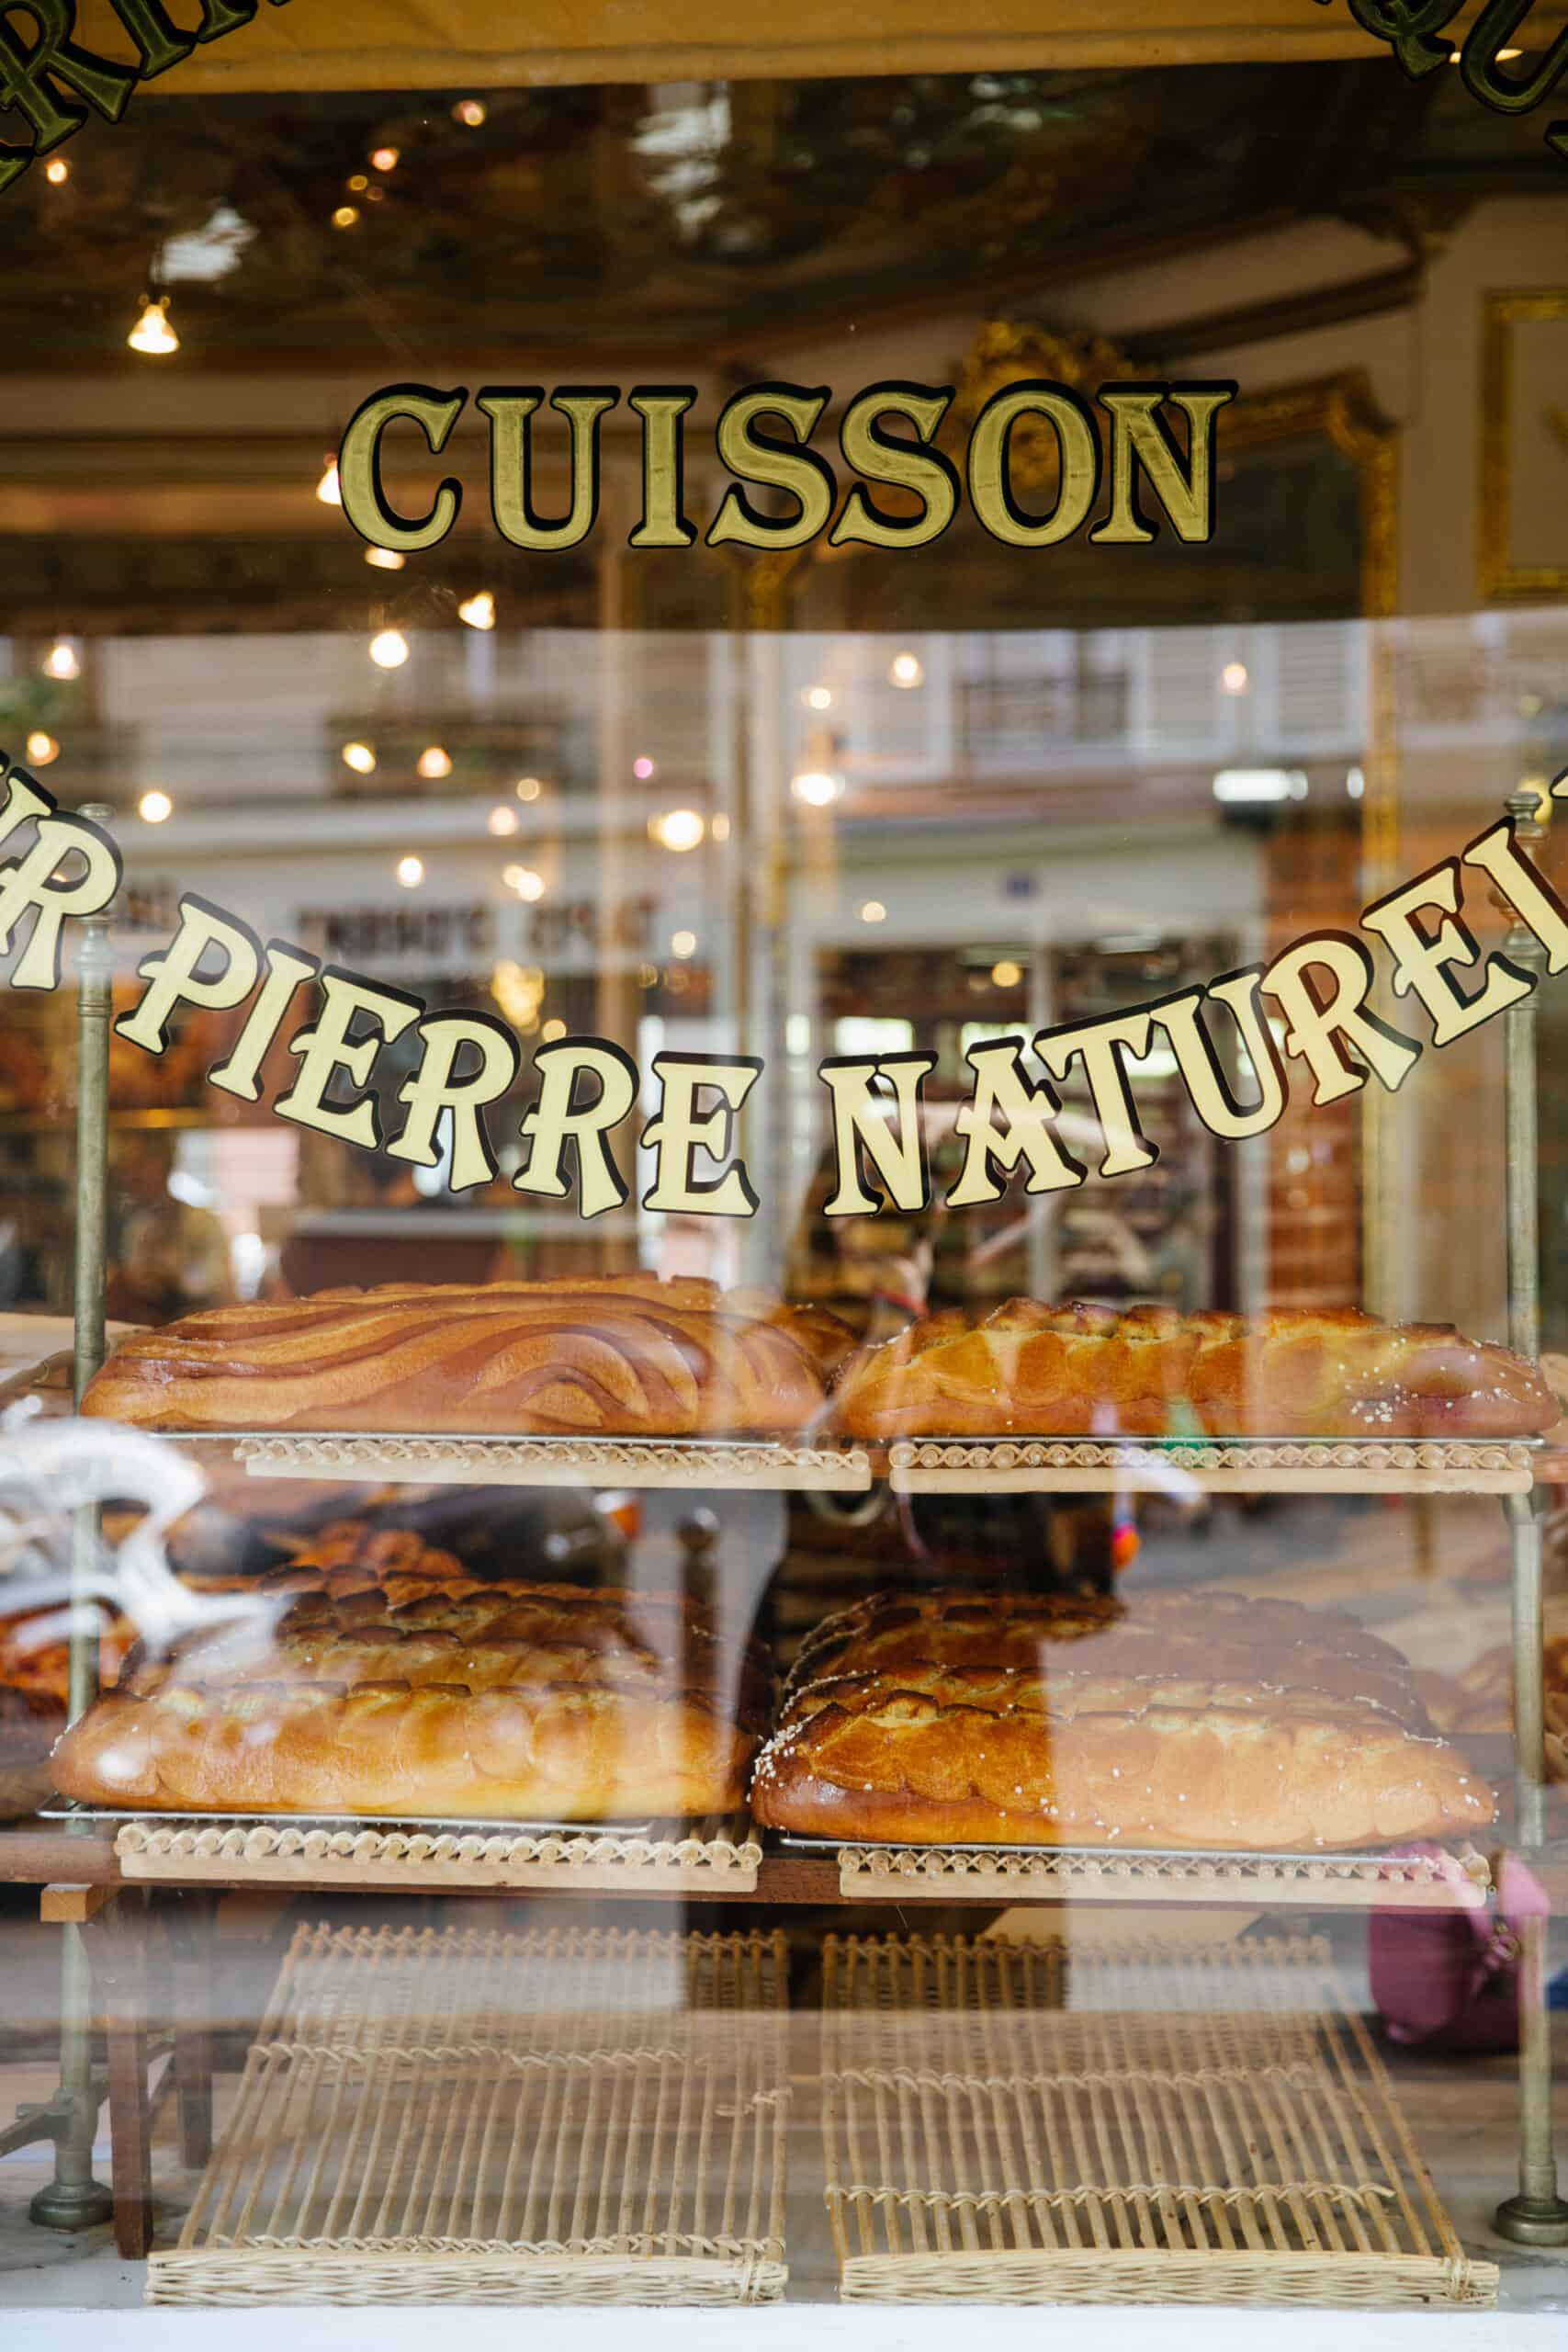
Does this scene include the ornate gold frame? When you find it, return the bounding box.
[1479,288,1568,605]
[1220,368,1399,622]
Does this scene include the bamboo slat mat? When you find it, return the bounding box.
[149,1923,790,2306]
[818,1931,1498,2307]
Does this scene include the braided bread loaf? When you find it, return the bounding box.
[52,1569,766,1821]
[82,1275,853,1438]
[831,1300,1556,1441]
[750,1587,1495,1850]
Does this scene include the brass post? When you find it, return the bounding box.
[30,798,115,2233]
[1491,782,1568,2247]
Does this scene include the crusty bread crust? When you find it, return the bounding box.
[751,1585,1495,1851]
[53,1569,765,1821]
[82,1276,852,1438]
[831,1299,1558,1441]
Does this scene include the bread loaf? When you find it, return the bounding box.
[832,1299,1557,1441]
[750,1586,1495,1850]
[53,1571,766,1821]
[82,1275,853,1439]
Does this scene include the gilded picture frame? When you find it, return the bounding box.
[1479,288,1568,605]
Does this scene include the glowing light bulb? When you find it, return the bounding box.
[41,637,80,681]
[44,158,69,185]
[633,754,656,780]
[515,776,542,802]
[541,1017,567,1043]
[889,651,924,688]
[315,456,343,506]
[137,789,173,824]
[805,684,833,710]
[671,929,696,959]
[503,864,545,901]
[859,899,887,924]
[371,145,400,173]
[454,97,487,126]
[25,731,58,766]
[417,745,452,780]
[332,204,360,230]
[791,768,841,808]
[369,628,409,669]
[458,590,495,630]
[341,741,377,775]
[488,805,519,836]
[396,855,424,888]
[990,959,1022,989]
[1221,661,1249,695]
[650,808,705,853]
[128,295,177,356]
[365,546,405,571]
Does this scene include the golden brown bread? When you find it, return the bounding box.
[750,1586,1495,1850]
[52,1572,767,1821]
[81,1275,854,1438]
[831,1299,1558,1441]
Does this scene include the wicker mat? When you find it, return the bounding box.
[819,1931,1498,2307]
[149,1923,790,2306]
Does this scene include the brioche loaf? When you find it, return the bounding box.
[81,1275,853,1438]
[832,1299,1557,1441]
[52,1571,766,1820]
[750,1586,1495,1850]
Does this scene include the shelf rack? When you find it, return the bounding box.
[10,780,1567,2258]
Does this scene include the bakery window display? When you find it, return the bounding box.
[750,1588,1495,1852]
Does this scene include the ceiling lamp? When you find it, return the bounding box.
[791,768,841,808]
[859,899,887,924]
[515,776,543,802]
[453,97,487,126]
[127,294,177,356]
[315,456,343,506]
[888,651,924,689]
[44,158,68,185]
[671,930,696,959]
[488,805,519,836]
[41,637,80,681]
[332,204,360,230]
[396,854,424,888]
[25,730,59,766]
[341,741,377,775]
[365,546,405,571]
[804,684,833,710]
[502,864,545,901]
[137,789,173,824]
[649,808,705,853]
[458,590,496,630]
[417,745,453,780]
[1220,660,1249,695]
[370,145,400,173]
[990,958,1022,989]
[633,754,656,780]
[369,628,409,669]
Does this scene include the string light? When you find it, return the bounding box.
[396,855,424,888]
[791,769,841,807]
[128,295,177,355]
[41,637,80,681]
[137,789,173,824]
[365,546,405,571]
[315,456,343,506]
[417,746,453,780]
[649,808,705,852]
[453,98,487,126]
[44,158,69,185]
[341,741,377,775]
[515,776,542,802]
[25,731,58,766]
[369,628,409,669]
[370,145,400,173]
[503,865,545,901]
[332,205,360,230]
[859,899,887,924]
[346,174,369,193]
[889,651,924,688]
[488,806,519,836]
[458,590,496,630]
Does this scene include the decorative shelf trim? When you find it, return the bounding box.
[231,1432,872,1491]
[833,1840,1491,1907]
[886,1437,1534,1496]
[117,1813,761,1891]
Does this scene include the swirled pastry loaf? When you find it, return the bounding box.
[81,1275,853,1438]
[52,1571,767,1821]
[750,1586,1494,1850]
[831,1299,1556,1441]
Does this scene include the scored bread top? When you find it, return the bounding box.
[831,1299,1558,1440]
[81,1275,855,1438]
